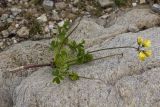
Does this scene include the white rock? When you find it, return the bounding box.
[96,0,114,8]
[55,2,67,10]
[1,14,9,21]
[17,27,29,38]
[100,13,109,19]
[1,30,9,37]
[139,0,146,4]
[37,14,48,22]
[52,10,60,20]
[48,22,54,30]
[58,20,65,27]
[42,0,54,10]
[10,7,22,16]
[132,3,137,7]
[15,24,19,28]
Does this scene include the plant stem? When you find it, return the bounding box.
[92,53,123,61]
[67,53,123,66]
[88,46,138,53]
[8,63,53,72]
[57,17,82,54]
[78,75,106,84]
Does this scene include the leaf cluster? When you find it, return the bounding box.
[50,21,93,84]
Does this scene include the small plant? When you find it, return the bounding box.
[114,0,127,6]
[9,20,152,84]
[50,21,93,84]
[29,19,43,36]
[29,0,43,5]
[50,20,152,84]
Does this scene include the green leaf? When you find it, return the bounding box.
[69,72,79,81]
[53,77,61,84]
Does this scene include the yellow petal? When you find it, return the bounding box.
[142,39,151,47]
[138,52,147,61]
[144,50,152,57]
[137,37,143,45]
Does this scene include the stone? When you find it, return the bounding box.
[37,14,48,23]
[105,7,113,13]
[17,27,29,38]
[0,89,13,107]
[1,30,9,37]
[10,7,22,16]
[73,0,79,5]
[96,0,114,8]
[1,14,9,21]
[151,4,160,14]
[100,13,109,19]
[86,8,160,47]
[58,20,65,27]
[12,27,160,107]
[128,25,139,32]
[7,18,13,23]
[52,10,60,21]
[42,0,54,10]
[139,0,146,4]
[55,2,67,10]
[66,13,77,20]
[70,18,104,41]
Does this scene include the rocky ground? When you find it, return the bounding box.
[0,0,160,107]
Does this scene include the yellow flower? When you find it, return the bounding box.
[142,39,151,47]
[138,52,147,61]
[144,50,152,57]
[137,37,143,45]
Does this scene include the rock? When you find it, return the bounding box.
[0,89,13,107]
[128,25,139,32]
[52,10,60,21]
[73,0,79,5]
[55,2,67,10]
[17,27,29,38]
[96,0,114,8]
[70,18,104,41]
[10,7,22,16]
[105,8,113,13]
[12,27,160,107]
[58,20,65,27]
[85,8,160,47]
[100,13,109,19]
[66,13,77,20]
[37,14,48,23]
[42,0,54,10]
[151,4,160,14]
[140,0,146,4]
[7,18,13,23]
[95,18,107,26]
[1,30,9,37]
[1,14,9,21]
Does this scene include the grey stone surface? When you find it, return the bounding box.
[0,88,13,107]
[85,8,160,47]
[11,27,160,107]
